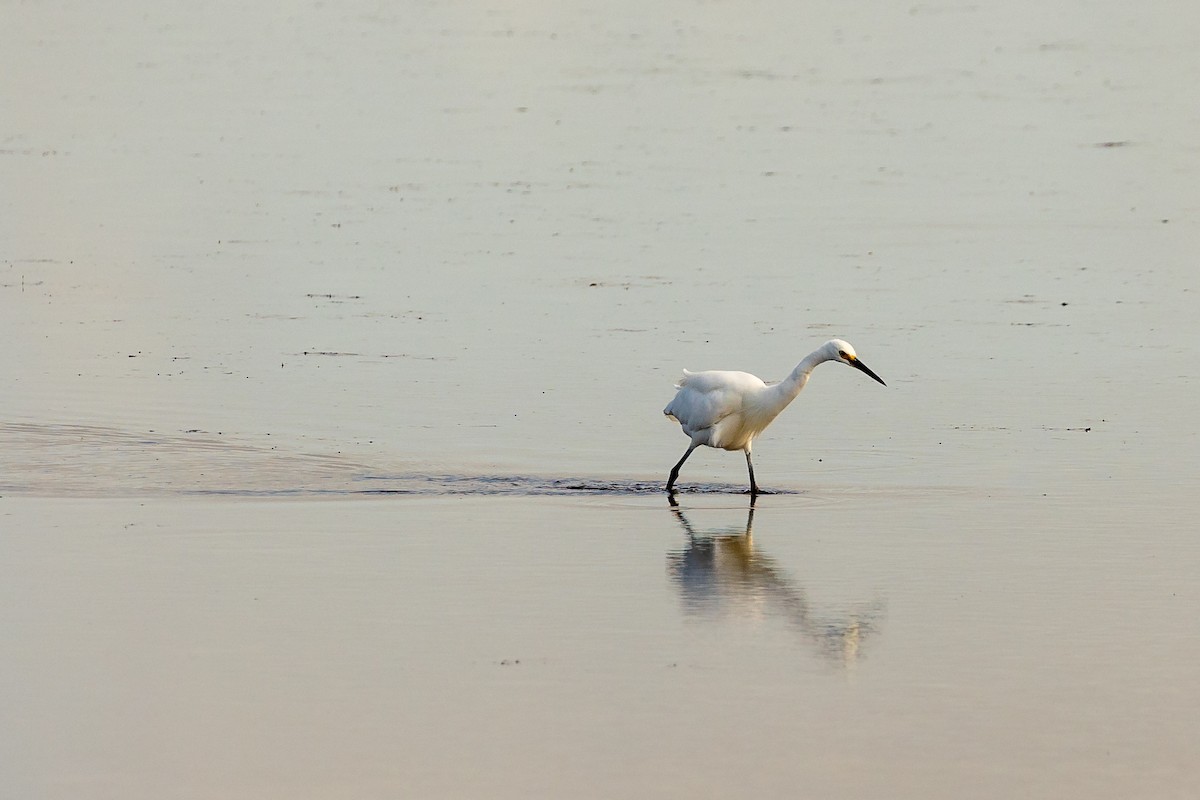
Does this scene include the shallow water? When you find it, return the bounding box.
[3,492,1198,799]
[3,0,1199,797]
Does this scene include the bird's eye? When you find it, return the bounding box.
[838,350,849,360]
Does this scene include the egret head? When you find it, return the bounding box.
[827,339,886,386]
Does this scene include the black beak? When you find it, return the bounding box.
[851,358,886,386]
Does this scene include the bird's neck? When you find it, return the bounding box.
[769,350,827,406]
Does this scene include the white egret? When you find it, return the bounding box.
[663,339,885,495]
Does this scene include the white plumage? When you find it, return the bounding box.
[666,369,773,450]
[663,339,885,496]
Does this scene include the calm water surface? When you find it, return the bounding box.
[2,0,1198,797]
[2,491,1197,799]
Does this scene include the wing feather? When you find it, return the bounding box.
[664,370,768,448]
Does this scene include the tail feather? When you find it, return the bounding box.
[664,371,690,420]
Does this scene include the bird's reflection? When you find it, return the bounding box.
[666,500,884,667]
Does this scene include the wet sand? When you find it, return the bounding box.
[3,0,1199,797]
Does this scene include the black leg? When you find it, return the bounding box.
[745,450,759,498]
[667,444,697,493]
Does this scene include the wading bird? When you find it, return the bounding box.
[663,339,885,496]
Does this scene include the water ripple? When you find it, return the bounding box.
[352,474,796,497]
[1,422,792,498]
